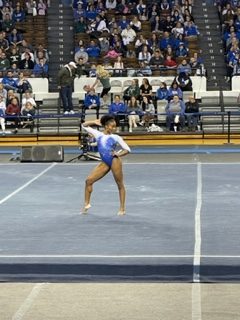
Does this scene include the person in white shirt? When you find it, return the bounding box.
[121,25,136,45]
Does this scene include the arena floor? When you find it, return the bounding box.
[0,150,240,319]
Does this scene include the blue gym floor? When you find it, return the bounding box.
[0,160,240,282]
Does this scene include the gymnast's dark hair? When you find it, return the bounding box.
[100,114,116,126]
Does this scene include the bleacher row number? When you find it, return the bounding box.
[59,33,63,36]
[59,45,64,48]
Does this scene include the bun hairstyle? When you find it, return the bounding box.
[100,114,116,126]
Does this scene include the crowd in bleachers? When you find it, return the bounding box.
[73,0,204,132]
[0,0,49,134]
[217,0,240,81]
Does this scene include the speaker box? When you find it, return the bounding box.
[21,146,64,162]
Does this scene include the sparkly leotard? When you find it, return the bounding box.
[82,126,131,167]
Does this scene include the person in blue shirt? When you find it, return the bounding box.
[2,70,18,91]
[84,88,100,109]
[109,94,127,132]
[81,115,131,215]
[86,40,101,58]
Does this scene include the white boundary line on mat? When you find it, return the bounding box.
[0,163,56,205]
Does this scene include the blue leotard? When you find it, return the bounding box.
[82,125,131,167]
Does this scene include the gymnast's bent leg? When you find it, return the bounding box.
[81,162,110,214]
[111,157,126,215]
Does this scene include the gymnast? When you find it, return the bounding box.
[81,115,131,216]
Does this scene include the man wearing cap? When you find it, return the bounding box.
[57,61,77,114]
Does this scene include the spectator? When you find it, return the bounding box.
[8,46,21,67]
[138,44,152,64]
[177,58,191,75]
[123,79,140,102]
[19,52,35,70]
[108,94,127,132]
[0,98,6,134]
[76,57,88,77]
[99,36,110,54]
[139,96,155,128]
[127,96,142,133]
[74,16,87,33]
[21,101,36,118]
[113,55,124,76]
[88,64,97,77]
[33,57,49,77]
[37,0,47,15]
[185,95,200,131]
[12,4,25,22]
[2,13,15,33]
[139,78,153,101]
[176,72,193,91]
[8,27,23,46]
[2,70,18,91]
[130,16,142,32]
[17,72,33,94]
[86,40,101,58]
[5,96,21,133]
[165,95,186,131]
[0,82,7,102]
[21,90,36,109]
[156,81,169,101]
[57,61,77,114]
[83,88,100,110]
[0,51,10,71]
[0,31,9,51]
[34,43,49,63]
[175,42,188,58]
[136,61,152,76]
[149,49,165,69]
[121,24,136,46]
[164,54,177,69]
[167,81,183,100]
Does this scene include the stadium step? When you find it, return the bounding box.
[47,2,75,92]
[193,0,230,91]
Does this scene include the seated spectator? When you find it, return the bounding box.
[135,34,149,54]
[108,94,127,132]
[156,81,169,100]
[0,51,11,71]
[37,0,47,15]
[130,16,142,32]
[123,79,140,102]
[164,54,177,69]
[2,70,18,91]
[136,61,152,76]
[5,97,21,133]
[2,13,15,33]
[127,96,142,133]
[6,89,20,106]
[148,3,160,24]
[74,42,88,64]
[88,64,97,77]
[113,56,124,76]
[8,28,23,46]
[176,72,193,91]
[149,49,165,69]
[138,44,152,64]
[0,31,9,51]
[76,57,88,77]
[12,4,25,22]
[21,101,36,118]
[21,90,36,109]
[33,57,49,77]
[118,15,129,31]
[17,72,33,94]
[0,104,6,134]
[148,32,160,52]
[160,31,175,51]
[83,88,100,110]
[172,21,185,38]
[19,52,35,70]
[8,46,21,67]
[167,81,183,100]
[34,43,49,63]
[105,0,117,10]
[74,16,87,33]
[11,62,20,77]
[73,2,85,21]
[0,94,6,112]
[177,58,191,75]
[121,24,136,46]
[99,36,110,55]
[140,78,153,101]
[175,42,188,58]
[139,96,155,128]
[0,82,7,102]
[185,95,200,131]
[165,95,186,131]
[184,20,200,37]
[162,15,175,33]
[189,52,204,75]
[18,39,34,56]
[86,40,101,58]
[21,47,34,62]
[151,16,165,33]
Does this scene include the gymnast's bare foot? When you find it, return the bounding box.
[117,210,126,216]
[81,204,91,215]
